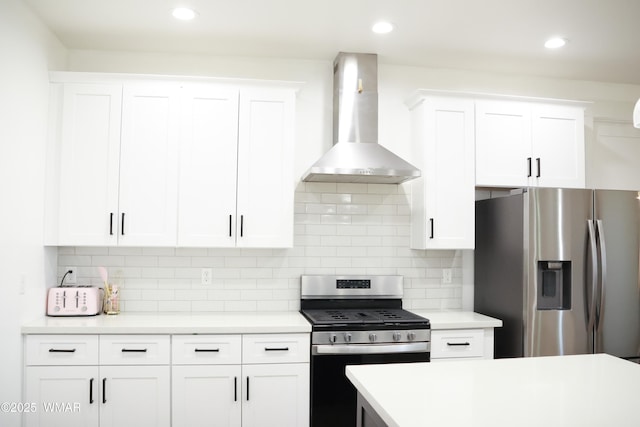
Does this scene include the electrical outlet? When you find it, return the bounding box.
[201,268,212,285]
[65,267,77,284]
[442,269,452,284]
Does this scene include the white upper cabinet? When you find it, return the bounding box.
[47,73,297,248]
[475,100,531,188]
[177,85,240,247]
[530,103,585,188]
[57,83,122,246]
[118,83,181,246]
[177,86,295,248]
[408,93,475,250]
[475,98,585,188]
[235,88,295,248]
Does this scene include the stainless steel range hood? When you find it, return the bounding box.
[302,52,421,184]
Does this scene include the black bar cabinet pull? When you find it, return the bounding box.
[246,377,250,401]
[447,342,471,346]
[234,377,237,402]
[429,218,434,239]
[536,158,541,178]
[102,378,107,404]
[194,348,220,353]
[121,348,148,353]
[121,213,125,236]
[49,348,76,353]
[240,215,244,237]
[265,347,289,352]
[229,215,232,237]
[527,157,532,177]
[109,213,114,235]
[89,378,94,404]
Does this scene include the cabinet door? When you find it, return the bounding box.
[57,83,122,246]
[242,363,309,427]
[236,88,295,248]
[172,365,242,427]
[531,104,585,188]
[410,97,475,249]
[475,100,531,187]
[25,366,99,427]
[99,365,170,427]
[118,83,180,246]
[177,85,240,247]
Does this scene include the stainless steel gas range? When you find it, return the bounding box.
[299,275,431,427]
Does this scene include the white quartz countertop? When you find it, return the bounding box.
[21,310,500,334]
[346,354,640,427]
[410,311,502,329]
[21,312,312,334]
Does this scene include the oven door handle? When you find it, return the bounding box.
[312,342,429,355]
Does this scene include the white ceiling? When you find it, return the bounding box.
[24,0,640,85]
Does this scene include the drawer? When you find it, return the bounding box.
[99,335,170,365]
[172,335,241,365]
[430,329,484,359]
[25,335,98,366]
[242,334,310,364]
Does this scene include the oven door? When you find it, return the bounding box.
[310,344,429,427]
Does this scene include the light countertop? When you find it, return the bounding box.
[21,310,501,334]
[346,353,640,427]
[21,312,312,334]
[410,311,502,329]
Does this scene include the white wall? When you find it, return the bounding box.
[0,1,66,425]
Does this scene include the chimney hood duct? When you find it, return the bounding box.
[302,52,421,184]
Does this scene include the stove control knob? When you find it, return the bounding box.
[393,332,402,342]
[369,333,377,343]
[344,333,352,343]
[407,332,416,341]
[330,334,337,344]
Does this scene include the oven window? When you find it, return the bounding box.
[310,352,429,427]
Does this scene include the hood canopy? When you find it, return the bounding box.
[302,52,420,184]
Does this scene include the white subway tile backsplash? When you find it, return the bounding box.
[58,184,464,313]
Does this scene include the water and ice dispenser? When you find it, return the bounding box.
[537,261,572,310]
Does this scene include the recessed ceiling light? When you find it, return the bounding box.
[372,21,394,34]
[172,7,197,21]
[544,37,567,49]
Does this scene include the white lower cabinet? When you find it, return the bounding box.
[25,366,99,427]
[430,328,495,362]
[24,335,170,427]
[172,365,242,427]
[172,333,310,427]
[25,333,309,427]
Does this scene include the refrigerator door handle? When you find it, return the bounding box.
[595,219,607,332]
[587,220,599,334]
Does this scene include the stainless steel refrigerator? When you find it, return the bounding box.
[475,188,640,361]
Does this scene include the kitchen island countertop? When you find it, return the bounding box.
[346,353,640,427]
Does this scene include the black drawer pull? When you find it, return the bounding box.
[264,347,289,352]
[246,377,250,401]
[536,157,541,178]
[446,342,471,346]
[121,348,148,353]
[49,348,76,353]
[102,378,107,404]
[234,377,237,402]
[194,348,220,353]
[89,378,94,404]
[527,157,532,177]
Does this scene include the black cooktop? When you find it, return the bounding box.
[300,308,430,328]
